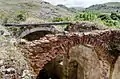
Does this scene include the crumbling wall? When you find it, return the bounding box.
[21,29,120,79]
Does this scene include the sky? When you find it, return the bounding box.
[43,0,120,7]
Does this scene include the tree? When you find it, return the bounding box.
[98,14,111,20]
[110,13,118,20]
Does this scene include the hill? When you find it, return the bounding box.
[0,0,73,23]
[85,2,120,13]
[71,7,85,11]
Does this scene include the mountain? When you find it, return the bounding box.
[57,4,84,12]
[0,0,73,23]
[70,7,85,11]
[85,2,120,13]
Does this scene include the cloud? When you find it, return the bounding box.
[43,0,120,7]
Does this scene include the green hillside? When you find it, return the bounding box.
[85,2,120,13]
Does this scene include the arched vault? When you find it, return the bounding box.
[19,26,57,40]
[21,29,120,79]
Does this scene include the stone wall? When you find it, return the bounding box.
[21,29,120,79]
[68,45,101,79]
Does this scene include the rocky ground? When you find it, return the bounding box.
[0,25,34,79]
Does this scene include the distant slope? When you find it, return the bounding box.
[57,4,84,12]
[0,0,73,23]
[105,2,120,6]
[85,2,120,13]
[71,7,84,11]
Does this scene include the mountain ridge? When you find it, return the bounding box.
[85,2,120,13]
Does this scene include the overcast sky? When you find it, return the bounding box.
[43,0,120,7]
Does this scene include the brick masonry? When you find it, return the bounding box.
[21,29,120,79]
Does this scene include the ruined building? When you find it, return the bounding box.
[2,22,120,79]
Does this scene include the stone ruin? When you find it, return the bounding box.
[2,22,120,79]
[20,29,120,79]
[18,22,120,79]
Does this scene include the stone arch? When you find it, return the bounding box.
[22,29,120,79]
[19,27,57,41]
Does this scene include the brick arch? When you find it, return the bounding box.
[22,29,120,78]
[19,26,57,39]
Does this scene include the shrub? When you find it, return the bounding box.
[52,17,64,22]
[98,14,111,20]
[74,12,96,21]
[14,10,28,23]
[110,13,119,20]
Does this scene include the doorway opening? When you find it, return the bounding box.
[36,59,63,79]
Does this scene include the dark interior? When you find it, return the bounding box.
[36,60,63,79]
[23,31,53,41]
